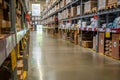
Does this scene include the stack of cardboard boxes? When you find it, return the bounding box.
[105,40,112,56]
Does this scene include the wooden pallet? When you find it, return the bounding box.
[106,3,117,9]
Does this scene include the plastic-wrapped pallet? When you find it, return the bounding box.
[98,0,108,10]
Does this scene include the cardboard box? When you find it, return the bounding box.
[99,32,105,54]
[84,1,97,13]
[98,0,108,10]
[2,20,6,28]
[66,8,71,18]
[82,41,93,48]
[112,33,120,59]
[71,7,77,17]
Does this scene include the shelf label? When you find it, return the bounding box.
[11,49,17,71]
[105,32,110,38]
[113,42,117,47]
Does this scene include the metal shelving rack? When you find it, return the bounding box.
[41,0,120,52]
[0,0,30,80]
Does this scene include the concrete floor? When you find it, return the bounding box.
[28,31,120,80]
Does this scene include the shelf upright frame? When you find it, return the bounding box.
[96,0,100,52]
[80,0,83,46]
[10,0,18,80]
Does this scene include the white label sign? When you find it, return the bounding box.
[113,42,117,47]
[32,4,40,16]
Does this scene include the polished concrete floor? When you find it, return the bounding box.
[28,31,120,80]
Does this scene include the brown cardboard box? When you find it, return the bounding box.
[66,8,71,18]
[112,33,120,59]
[84,1,97,13]
[71,7,77,17]
[99,32,105,54]
[82,41,93,48]
[2,20,6,28]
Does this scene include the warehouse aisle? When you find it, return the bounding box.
[28,31,120,80]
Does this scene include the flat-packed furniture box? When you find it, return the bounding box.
[71,6,77,17]
[99,32,105,54]
[84,0,97,13]
[112,33,120,59]
[82,41,93,48]
[98,0,108,10]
